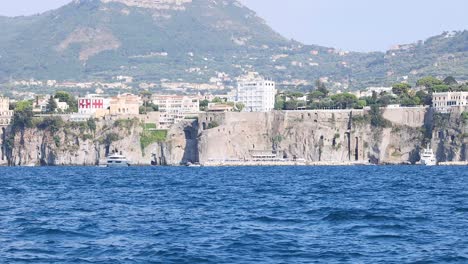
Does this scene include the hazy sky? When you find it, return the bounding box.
[0,0,466,51]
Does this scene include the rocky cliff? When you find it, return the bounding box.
[197,108,432,165]
[431,109,468,162]
[4,117,197,166]
[2,108,468,166]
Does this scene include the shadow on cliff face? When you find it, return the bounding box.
[409,146,421,164]
[368,146,380,164]
[422,108,434,142]
[40,142,56,166]
[437,138,447,162]
[182,121,199,164]
[461,143,467,161]
[1,127,5,162]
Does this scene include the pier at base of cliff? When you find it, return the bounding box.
[438,161,468,166]
[202,160,371,167]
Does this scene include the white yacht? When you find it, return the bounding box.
[107,153,130,167]
[420,147,436,166]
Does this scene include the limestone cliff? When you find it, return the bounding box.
[3,108,468,166]
[198,109,430,165]
[431,109,468,162]
[4,117,197,166]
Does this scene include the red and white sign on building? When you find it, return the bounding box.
[78,95,110,115]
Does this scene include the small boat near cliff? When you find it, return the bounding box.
[106,153,130,167]
[186,162,201,167]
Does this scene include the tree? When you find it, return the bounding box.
[212,97,224,103]
[199,99,209,111]
[416,76,443,89]
[274,95,285,110]
[355,100,367,109]
[443,76,458,85]
[235,102,245,112]
[140,103,159,114]
[45,97,58,113]
[330,93,358,109]
[431,84,450,93]
[11,100,34,132]
[140,91,153,114]
[87,118,97,132]
[400,95,420,107]
[54,91,78,113]
[307,91,325,101]
[392,83,411,96]
[369,105,390,128]
[315,80,329,96]
[284,100,298,110]
[288,92,304,99]
[376,94,396,107]
[415,90,432,106]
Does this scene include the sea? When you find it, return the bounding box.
[1,166,467,263]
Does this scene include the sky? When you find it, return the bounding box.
[0,0,466,52]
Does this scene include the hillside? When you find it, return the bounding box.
[0,0,466,91]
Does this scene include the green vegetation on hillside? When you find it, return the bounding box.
[0,0,466,90]
[275,75,467,111]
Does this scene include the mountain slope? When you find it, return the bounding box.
[0,0,466,90]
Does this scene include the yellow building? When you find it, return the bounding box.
[109,93,141,115]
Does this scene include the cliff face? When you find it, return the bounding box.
[5,118,197,166]
[198,109,428,165]
[431,110,468,162]
[3,108,468,166]
[0,126,7,166]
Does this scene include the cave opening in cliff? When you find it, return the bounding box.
[355,137,359,161]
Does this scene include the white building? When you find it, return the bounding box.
[153,95,199,113]
[359,87,394,97]
[433,92,468,112]
[35,96,69,113]
[152,95,200,129]
[78,94,111,116]
[233,72,276,112]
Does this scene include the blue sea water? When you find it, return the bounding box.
[1,166,468,263]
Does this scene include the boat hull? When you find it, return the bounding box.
[421,159,436,166]
[107,161,130,167]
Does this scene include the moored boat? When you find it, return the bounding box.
[420,147,436,166]
[107,153,130,167]
[186,162,201,167]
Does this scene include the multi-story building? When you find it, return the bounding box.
[152,95,199,113]
[152,95,199,129]
[109,93,141,116]
[433,92,468,112]
[0,96,13,126]
[78,94,110,116]
[233,72,276,112]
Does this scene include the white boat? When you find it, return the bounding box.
[186,162,201,167]
[107,153,130,167]
[420,147,436,166]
